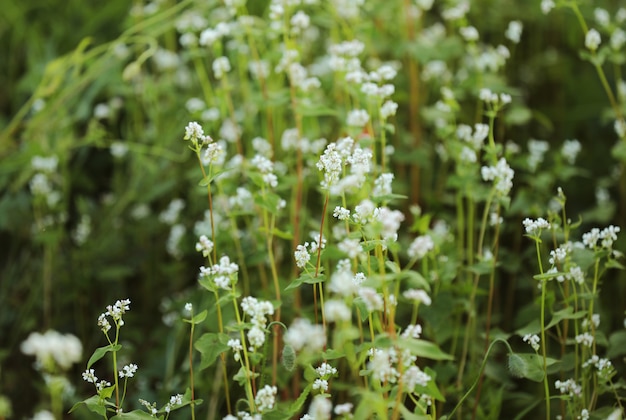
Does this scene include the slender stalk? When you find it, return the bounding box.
[189,316,196,420]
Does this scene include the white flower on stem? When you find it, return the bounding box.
[611,29,626,50]
[554,378,582,397]
[505,20,523,44]
[284,318,326,352]
[312,378,329,391]
[522,334,540,351]
[346,109,369,127]
[481,158,515,197]
[324,300,351,322]
[380,100,398,119]
[338,238,363,259]
[213,56,231,79]
[307,395,332,419]
[585,29,601,51]
[373,173,394,197]
[460,26,479,42]
[408,235,434,260]
[334,403,354,416]
[402,365,431,389]
[119,363,138,378]
[541,0,555,14]
[401,324,423,339]
[359,287,384,312]
[403,289,432,306]
[317,143,343,189]
[522,218,551,235]
[575,333,594,348]
[368,348,399,383]
[561,139,581,164]
[255,385,277,412]
[82,369,98,383]
[195,235,214,257]
[294,244,311,268]
[333,206,350,221]
[228,338,243,361]
[184,121,209,147]
[376,207,405,243]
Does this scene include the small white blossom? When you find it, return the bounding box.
[585,29,601,51]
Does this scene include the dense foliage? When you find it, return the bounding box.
[1,1,626,419]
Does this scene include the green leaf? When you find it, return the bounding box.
[198,168,232,186]
[68,395,108,417]
[194,332,230,369]
[87,344,122,369]
[286,385,311,416]
[607,331,626,359]
[285,272,325,291]
[397,338,453,360]
[507,353,558,382]
[184,309,207,325]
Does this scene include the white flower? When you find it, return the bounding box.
[402,365,431,389]
[585,29,601,51]
[307,395,332,419]
[213,56,231,79]
[255,385,277,412]
[408,235,434,260]
[522,218,551,235]
[294,244,311,268]
[575,333,594,348]
[554,378,581,397]
[324,300,351,322]
[21,330,83,371]
[541,0,555,14]
[380,100,398,119]
[505,21,523,44]
[481,158,514,196]
[522,334,540,351]
[403,289,432,306]
[119,363,138,378]
[284,318,326,352]
[359,287,384,312]
[346,109,370,127]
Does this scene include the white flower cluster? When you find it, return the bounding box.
[480,89,512,107]
[527,139,549,172]
[195,234,214,257]
[98,299,131,333]
[199,255,239,290]
[554,378,582,397]
[20,330,82,371]
[119,363,138,378]
[313,362,337,393]
[251,155,278,188]
[294,232,327,268]
[583,355,614,380]
[522,217,551,236]
[367,347,430,388]
[29,155,62,209]
[403,289,432,306]
[582,225,621,250]
[254,385,277,412]
[283,318,326,353]
[184,121,211,148]
[575,332,594,348]
[241,296,274,350]
[481,158,514,196]
[408,235,434,260]
[82,368,111,392]
[522,334,540,351]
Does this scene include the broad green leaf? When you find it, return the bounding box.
[507,353,558,382]
[198,168,232,186]
[194,332,230,369]
[87,344,122,369]
[607,331,626,359]
[68,395,108,417]
[184,309,207,325]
